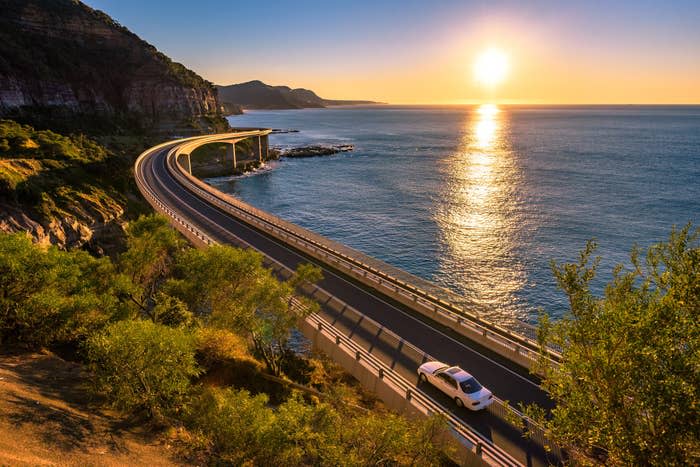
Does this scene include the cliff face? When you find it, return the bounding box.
[0,0,223,132]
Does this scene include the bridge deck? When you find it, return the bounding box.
[138,139,562,466]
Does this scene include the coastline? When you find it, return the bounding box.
[205,160,280,185]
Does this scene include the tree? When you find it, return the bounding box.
[86,319,200,417]
[168,245,322,376]
[187,386,453,466]
[118,214,186,323]
[187,386,276,464]
[0,232,120,347]
[534,224,700,465]
[248,263,322,377]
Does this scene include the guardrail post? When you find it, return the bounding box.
[355,351,361,361]
[335,335,341,345]
[317,322,322,331]
[475,442,483,457]
[406,389,412,401]
[378,368,384,379]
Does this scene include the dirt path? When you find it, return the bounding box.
[0,351,184,466]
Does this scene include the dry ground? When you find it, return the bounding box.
[0,351,184,466]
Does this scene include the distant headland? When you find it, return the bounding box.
[216,80,383,115]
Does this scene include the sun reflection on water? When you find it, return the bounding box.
[435,104,527,324]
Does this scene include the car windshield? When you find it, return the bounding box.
[459,377,483,394]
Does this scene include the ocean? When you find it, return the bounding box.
[213,105,700,325]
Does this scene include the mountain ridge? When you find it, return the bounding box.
[217,80,381,113]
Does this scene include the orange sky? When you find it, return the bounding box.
[87,0,700,104]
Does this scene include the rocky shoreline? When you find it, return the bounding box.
[276,144,354,158]
[203,143,354,185]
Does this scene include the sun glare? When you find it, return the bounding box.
[474,48,508,87]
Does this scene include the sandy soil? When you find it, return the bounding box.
[0,351,184,466]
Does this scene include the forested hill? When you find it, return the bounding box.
[216,80,380,112]
[0,0,225,133]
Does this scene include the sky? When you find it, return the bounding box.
[84,0,700,104]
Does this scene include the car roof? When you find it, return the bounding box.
[444,366,473,382]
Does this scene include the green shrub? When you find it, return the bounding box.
[188,387,274,463]
[0,232,119,347]
[187,386,452,466]
[194,327,250,370]
[0,119,108,163]
[87,319,200,416]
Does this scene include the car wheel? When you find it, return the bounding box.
[419,372,427,383]
[455,397,464,408]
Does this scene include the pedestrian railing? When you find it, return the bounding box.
[135,138,529,466]
[168,134,562,369]
[136,135,567,466]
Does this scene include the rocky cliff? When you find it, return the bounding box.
[0,0,224,133]
[0,119,137,253]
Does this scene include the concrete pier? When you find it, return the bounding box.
[226,142,237,169]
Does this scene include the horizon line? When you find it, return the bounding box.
[315,102,700,107]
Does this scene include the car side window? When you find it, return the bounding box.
[438,373,457,389]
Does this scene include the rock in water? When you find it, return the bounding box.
[279,144,354,158]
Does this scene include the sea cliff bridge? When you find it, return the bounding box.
[135,130,565,466]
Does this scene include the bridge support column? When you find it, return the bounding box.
[185,154,192,174]
[262,134,269,160]
[226,142,237,169]
[257,136,262,163]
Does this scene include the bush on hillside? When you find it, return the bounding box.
[0,233,120,348]
[0,119,108,163]
[87,319,200,417]
[186,386,453,466]
[534,224,700,465]
[194,327,250,370]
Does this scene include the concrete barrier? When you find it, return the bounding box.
[166,139,558,372]
[134,135,544,467]
[299,316,498,467]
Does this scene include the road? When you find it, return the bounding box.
[138,141,561,466]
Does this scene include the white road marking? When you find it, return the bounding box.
[148,147,545,394]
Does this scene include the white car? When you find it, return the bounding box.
[417,361,494,410]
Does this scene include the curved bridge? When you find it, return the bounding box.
[135,131,563,466]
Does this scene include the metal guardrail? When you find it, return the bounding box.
[166,136,564,461]
[134,138,528,466]
[167,137,561,368]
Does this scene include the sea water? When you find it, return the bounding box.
[215,106,700,325]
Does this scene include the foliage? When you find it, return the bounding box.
[188,386,453,466]
[0,120,139,235]
[0,119,108,163]
[0,210,458,462]
[533,224,700,465]
[194,327,251,370]
[0,233,120,347]
[86,319,200,417]
[168,245,321,376]
[119,215,187,322]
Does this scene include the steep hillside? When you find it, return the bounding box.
[217,80,379,111]
[0,119,146,253]
[0,0,226,133]
[0,352,184,466]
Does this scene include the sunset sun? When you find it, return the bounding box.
[474,48,509,87]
